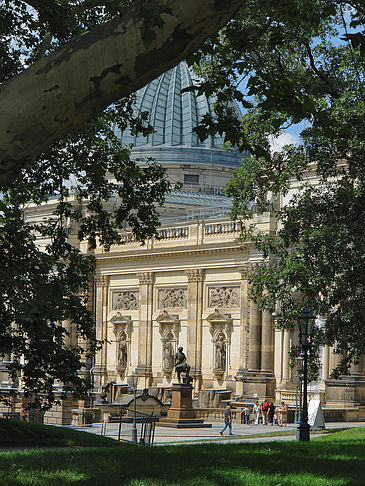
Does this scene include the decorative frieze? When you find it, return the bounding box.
[112,291,139,310]
[158,288,187,309]
[208,286,240,308]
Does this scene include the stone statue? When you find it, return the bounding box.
[118,337,127,368]
[174,346,191,383]
[163,340,174,370]
[214,336,226,370]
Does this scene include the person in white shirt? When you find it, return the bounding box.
[253,401,261,425]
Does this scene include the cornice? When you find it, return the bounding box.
[94,242,250,263]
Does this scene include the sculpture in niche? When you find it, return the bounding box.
[159,288,187,309]
[162,337,174,371]
[113,291,138,310]
[214,335,226,371]
[208,287,240,308]
[117,332,128,369]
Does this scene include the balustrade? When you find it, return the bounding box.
[157,226,189,240]
[204,221,241,236]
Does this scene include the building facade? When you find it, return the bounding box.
[1,61,364,424]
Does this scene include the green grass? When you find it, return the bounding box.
[0,419,118,448]
[0,426,364,485]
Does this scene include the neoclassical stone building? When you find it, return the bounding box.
[2,61,364,424]
[89,62,365,420]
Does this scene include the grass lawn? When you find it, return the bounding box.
[0,419,118,448]
[0,426,364,485]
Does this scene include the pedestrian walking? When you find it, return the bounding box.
[220,404,233,435]
[274,412,279,426]
[261,398,269,425]
[268,402,275,425]
[253,400,261,425]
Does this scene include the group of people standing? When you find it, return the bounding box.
[220,400,288,435]
[242,400,287,426]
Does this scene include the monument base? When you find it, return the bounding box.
[157,383,212,428]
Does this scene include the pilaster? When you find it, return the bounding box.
[93,275,109,390]
[185,269,204,388]
[135,272,154,388]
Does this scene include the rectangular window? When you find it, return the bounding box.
[184,174,199,185]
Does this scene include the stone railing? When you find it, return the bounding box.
[204,221,241,236]
[105,218,250,253]
[157,226,189,240]
[120,232,136,244]
[280,390,318,405]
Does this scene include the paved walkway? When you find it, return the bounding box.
[67,421,365,446]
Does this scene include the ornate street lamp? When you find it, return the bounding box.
[294,355,304,424]
[130,373,139,443]
[296,306,316,442]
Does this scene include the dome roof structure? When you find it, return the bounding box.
[115,61,243,169]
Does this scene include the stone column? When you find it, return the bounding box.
[238,266,249,372]
[93,275,109,390]
[350,360,361,375]
[274,329,283,383]
[136,272,154,388]
[248,297,262,371]
[63,319,77,349]
[321,346,330,382]
[261,309,274,372]
[185,269,204,386]
[281,330,290,383]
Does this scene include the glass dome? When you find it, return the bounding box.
[115,61,243,169]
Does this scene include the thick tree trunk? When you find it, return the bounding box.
[0,0,242,187]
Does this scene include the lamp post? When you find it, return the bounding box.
[296,306,316,442]
[130,373,139,443]
[294,356,304,424]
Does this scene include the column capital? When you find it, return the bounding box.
[185,269,204,282]
[95,275,109,287]
[238,263,258,279]
[137,272,155,285]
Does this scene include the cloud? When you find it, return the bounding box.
[269,132,299,153]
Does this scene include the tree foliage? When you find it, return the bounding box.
[0,1,171,407]
[190,0,365,374]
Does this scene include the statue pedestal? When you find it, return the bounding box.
[158,383,211,428]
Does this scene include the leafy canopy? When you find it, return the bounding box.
[190,0,365,374]
[0,0,169,407]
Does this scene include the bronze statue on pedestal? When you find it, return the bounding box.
[174,346,192,384]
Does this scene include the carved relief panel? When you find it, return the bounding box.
[112,290,139,310]
[111,314,133,375]
[158,288,187,309]
[208,286,240,309]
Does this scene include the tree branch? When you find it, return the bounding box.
[0,0,243,187]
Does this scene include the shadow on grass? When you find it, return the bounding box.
[0,428,364,485]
